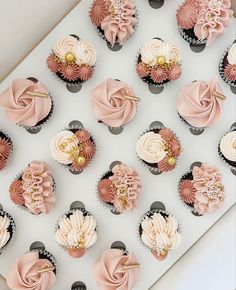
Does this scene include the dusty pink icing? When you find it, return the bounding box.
[7,252,56,290]
[94,248,139,290]
[194,0,233,45]
[177,78,224,128]
[91,78,137,127]
[101,1,137,46]
[22,161,55,215]
[192,163,224,215]
[0,79,52,127]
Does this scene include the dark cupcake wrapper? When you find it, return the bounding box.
[0,209,16,253]
[55,208,97,252]
[178,27,207,46]
[30,248,57,274]
[219,46,236,88]
[0,130,13,170]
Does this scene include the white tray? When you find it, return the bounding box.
[0,1,235,289]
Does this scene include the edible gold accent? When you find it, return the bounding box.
[123,263,140,270]
[167,157,176,165]
[37,266,55,274]
[157,56,166,65]
[123,95,140,102]
[77,156,86,165]
[26,91,48,98]
[65,52,76,63]
[213,91,226,100]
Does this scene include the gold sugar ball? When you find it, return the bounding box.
[168,157,176,166]
[65,52,75,63]
[157,56,166,65]
[77,156,86,165]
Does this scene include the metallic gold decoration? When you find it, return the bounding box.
[123,263,140,270]
[157,56,166,65]
[123,95,140,102]
[65,52,76,63]
[37,266,55,274]
[213,91,226,100]
[26,91,48,98]
[77,156,86,165]
[167,157,176,165]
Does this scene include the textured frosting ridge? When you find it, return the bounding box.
[0,215,11,249]
[7,251,56,290]
[227,43,236,65]
[177,78,225,128]
[0,136,12,171]
[55,210,97,255]
[220,131,236,162]
[0,79,51,127]
[53,35,78,60]
[141,212,181,258]
[94,248,139,290]
[91,78,138,127]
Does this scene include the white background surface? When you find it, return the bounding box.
[0,1,236,290]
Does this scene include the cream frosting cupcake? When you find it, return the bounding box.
[94,241,140,290]
[55,202,98,258]
[219,42,236,93]
[0,78,53,133]
[97,162,142,214]
[47,35,97,91]
[50,121,96,174]
[178,162,225,216]
[176,0,234,51]
[6,242,56,290]
[136,122,182,174]
[91,78,140,134]
[0,130,13,171]
[177,77,226,135]
[139,203,181,260]
[0,206,16,254]
[136,38,181,93]
[89,0,138,50]
[218,127,236,173]
[9,161,56,216]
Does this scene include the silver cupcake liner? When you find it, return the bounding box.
[136,123,181,174]
[10,168,56,216]
[0,130,13,171]
[0,208,16,254]
[219,44,236,91]
[55,207,98,253]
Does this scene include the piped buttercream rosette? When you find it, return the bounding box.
[97,163,142,214]
[218,130,236,171]
[55,208,98,258]
[47,35,96,84]
[176,0,233,47]
[89,0,138,48]
[9,161,56,216]
[0,209,16,253]
[178,163,225,215]
[50,125,96,174]
[139,208,181,260]
[136,127,182,173]
[136,39,181,87]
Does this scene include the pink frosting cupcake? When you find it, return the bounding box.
[176,0,233,50]
[89,0,138,50]
[0,78,53,133]
[9,161,56,216]
[178,162,225,216]
[94,241,140,290]
[91,78,140,134]
[177,77,226,134]
[6,243,56,290]
[97,162,142,214]
[0,131,13,171]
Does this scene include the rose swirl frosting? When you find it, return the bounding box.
[220,131,236,162]
[0,215,11,250]
[94,248,139,290]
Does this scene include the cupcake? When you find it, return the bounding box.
[0,205,16,254]
[179,162,225,216]
[89,0,138,51]
[91,78,140,134]
[0,130,13,171]
[219,41,236,93]
[177,77,226,135]
[47,35,96,92]
[97,161,141,214]
[50,121,96,174]
[9,161,56,215]
[218,125,236,175]
[55,201,98,258]
[139,202,181,260]
[147,0,165,9]
[71,281,87,290]
[136,38,181,94]
[176,0,234,52]
[94,241,140,290]
[0,78,53,134]
[6,242,56,290]
[136,121,182,174]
